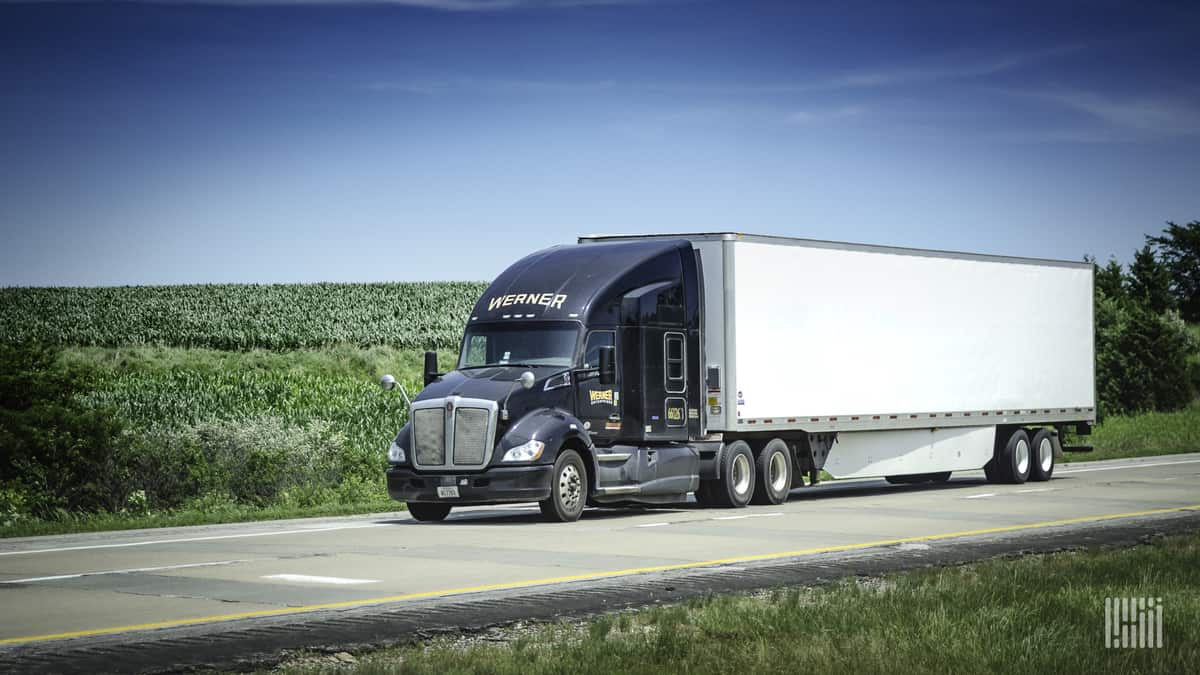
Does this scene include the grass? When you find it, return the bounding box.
[2,346,456,538]
[0,497,401,539]
[276,532,1200,675]
[1067,400,1200,462]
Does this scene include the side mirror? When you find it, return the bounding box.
[519,371,535,389]
[598,346,616,386]
[423,351,439,386]
[380,374,397,391]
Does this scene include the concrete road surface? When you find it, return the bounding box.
[1,453,1198,653]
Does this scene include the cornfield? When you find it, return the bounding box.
[0,282,487,350]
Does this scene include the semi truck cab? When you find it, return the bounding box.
[384,239,709,521]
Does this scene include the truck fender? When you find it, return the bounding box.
[500,407,595,465]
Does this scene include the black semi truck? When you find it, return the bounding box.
[382,233,1096,522]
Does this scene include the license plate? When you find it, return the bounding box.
[436,486,460,499]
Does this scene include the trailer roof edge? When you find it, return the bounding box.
[577,232,1093,270]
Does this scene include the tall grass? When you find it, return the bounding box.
[0,282,486,350]
[1070,399,1200,462]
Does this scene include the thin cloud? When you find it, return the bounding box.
[1015,89,1200,139]
[787,105,867,125]
[363,44,1083,97]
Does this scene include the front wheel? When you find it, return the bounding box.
[539,449,587,522]
[407,502,452,522]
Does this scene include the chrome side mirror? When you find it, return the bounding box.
[380,374,411,407]
[519,371,535,389]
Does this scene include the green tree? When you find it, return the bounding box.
[1093,257,1126,301]
[1128,244,1176,313]
[1147,221,1200,322]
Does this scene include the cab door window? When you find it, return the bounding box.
[582,331,615,368]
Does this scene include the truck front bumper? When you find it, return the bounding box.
[386,464,555,505]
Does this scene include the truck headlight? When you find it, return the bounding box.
[501,439,545,462]
[388,440,407,463]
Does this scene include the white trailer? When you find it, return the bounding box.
[580,233,1095,495]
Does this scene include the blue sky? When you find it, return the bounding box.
[1,0,1198,286]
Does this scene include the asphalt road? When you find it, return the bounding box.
[1,453,1199,670]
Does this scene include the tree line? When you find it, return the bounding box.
[1089,220,1200,418]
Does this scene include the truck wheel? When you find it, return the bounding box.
[751,439,791,505]
[996,429,1032,484]
[407,502,452,522]
[1029,429,1056,481]
[712,441,755,508]
[539,449,586,522]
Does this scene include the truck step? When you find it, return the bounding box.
[1062,445,1094,453]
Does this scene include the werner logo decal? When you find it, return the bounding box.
[589,389,614,405]
[487,293,567,311]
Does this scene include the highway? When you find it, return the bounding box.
[1,453,1198,671]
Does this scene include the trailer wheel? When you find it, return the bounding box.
[712,441,755,508]
[995,429,1032,484]
[539,449,586,522]
[407,502,452,522]
[751,439,791,505]
[1029,429,1056,482]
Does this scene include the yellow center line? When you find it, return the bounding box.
[3,503,1197,645]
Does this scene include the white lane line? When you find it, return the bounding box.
[1,559,247,585]
[963,493,997,499]
[714,512,783,521]
[1058,458,1200,474]
[1016,487,1056,494]
[0,523,387,557]
[263,574,380,585]
[636,522,671,528]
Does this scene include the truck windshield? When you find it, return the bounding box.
[458,324,580,369]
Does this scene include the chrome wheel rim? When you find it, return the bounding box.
[769,451,788,493]
[1039,437,1053,473]
[732,453,752,497]
[560,464,582,511]
[1015,439,1030,476]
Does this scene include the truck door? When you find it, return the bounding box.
[576,330,621,443]
[640,327,689,443]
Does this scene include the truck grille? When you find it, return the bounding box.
[408,397,498,470]
[453,408,490,464]
[412,408,446,465]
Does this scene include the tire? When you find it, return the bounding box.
[711,441,756,508]
[407,502,452,522]
[995,429,1032,484]
[751,439,791,505]
[539,449,587,522]
[1029,429,1056,482]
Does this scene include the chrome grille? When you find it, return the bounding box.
[412,408,446,465]
[453,408,490,464]
[408,396,498,470]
